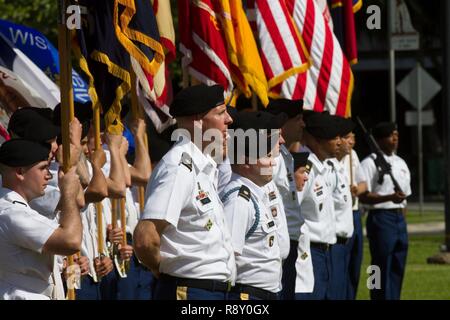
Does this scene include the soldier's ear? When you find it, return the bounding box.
[15,167,26,180]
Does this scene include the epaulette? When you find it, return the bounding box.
[179,152,193,172]
[12,200,27,207]
[326,160,335,171]
[305,160,313,174]
[238,185,251,201]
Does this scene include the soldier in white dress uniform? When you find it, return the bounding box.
[359,122,411,300]
[295,112,341,300]
[0,139,82,299]
[265,99,314,299]
[134,84,236,300]
[222,111,287,300]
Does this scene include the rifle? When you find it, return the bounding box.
[356,117,403,193]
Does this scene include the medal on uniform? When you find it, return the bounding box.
[271,206,278,217]
[301,252,308,260]
[205,219,213,231]
[196,182,211,205]
[268,191,277,201]
[268,235,275,247]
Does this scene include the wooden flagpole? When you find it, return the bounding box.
[57,0,76,300]
[349,148,355,206]
[130,68,148,213]
[93,106,105,259]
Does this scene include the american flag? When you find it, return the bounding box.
[246,0,310,100]
[286,0,354,117]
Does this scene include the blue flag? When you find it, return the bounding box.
[0,19,90,104]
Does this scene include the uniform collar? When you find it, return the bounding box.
[280,144,291,157]
[0,187,29,207]
[230,173,265,201]
[308,152,326,174]
[327,157,342,170]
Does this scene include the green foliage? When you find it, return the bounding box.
[0,0,58,43]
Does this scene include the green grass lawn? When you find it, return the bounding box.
[356,234,450,300]
[361,210,444,226]
[405,211,445,225]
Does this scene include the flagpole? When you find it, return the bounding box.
[93,105,105,262]
[57,0,76,300]
[130,68,148,213]
[349,148,355,206]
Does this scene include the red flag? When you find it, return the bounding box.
[136,0,177,133]
[178,0,233,92]
[330,0,360,65]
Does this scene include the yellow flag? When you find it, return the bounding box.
[151,0,176,61]
[218,0,269,106]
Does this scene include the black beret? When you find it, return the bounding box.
[230,111,288,131]
[302,109,316,122]
[235,94,253,111]
[291,152,310,171]
[8,107,61,143]
[229,112,284,161]
[0,139,50,167]
[53,101,93,140]
[266,98,303,119]
[230,130,279,161]
[305,112,341,139]
[372,122,397,139]
[169,84,225,117]
[336,117,355,137]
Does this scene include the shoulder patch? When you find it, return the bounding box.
[179,152,192,172]
[238,185,251,201]
[305,160,313,174]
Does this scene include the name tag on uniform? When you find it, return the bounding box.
[267,221,275,228]
[287,172,293,182]
[313,184,323,193]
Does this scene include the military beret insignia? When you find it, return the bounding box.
[305,160,313,174]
